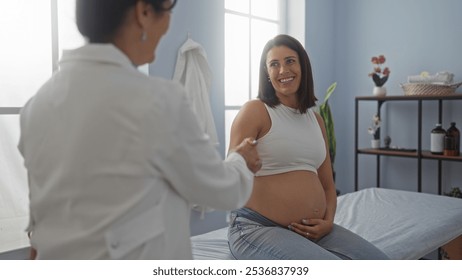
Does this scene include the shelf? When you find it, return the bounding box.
[355,94,462,194]
[421,151,462,162]
[356,94,462,101]
[357,149,462,161]
[358,148,418,158]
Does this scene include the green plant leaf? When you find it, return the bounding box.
[444,187,462,198]
[320,101,336,163]
[323,82,337,104]
[318,82,337,168]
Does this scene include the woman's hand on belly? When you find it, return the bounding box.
[288,217,333,240]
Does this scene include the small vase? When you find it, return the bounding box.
[373,86,387,97]
[371,139,380,149]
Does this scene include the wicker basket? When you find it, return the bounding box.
[400,82,462,96]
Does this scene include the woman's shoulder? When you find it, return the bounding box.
[235,99,270,129]
[241,99,267,113]
[148,76,184,92]
[235,99,269,122]
[310,108,323,123]
[143,76,187,103]
[308,108,326,131]
[307,107,321,117]
[130,76,187,117]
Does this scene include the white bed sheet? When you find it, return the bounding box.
[191,188,462,260]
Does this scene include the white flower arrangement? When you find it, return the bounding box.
[367,114,381,140]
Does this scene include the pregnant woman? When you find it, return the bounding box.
[227,34,389,260]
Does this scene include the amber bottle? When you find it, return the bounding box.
[446,122,460,156]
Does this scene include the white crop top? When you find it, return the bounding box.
[255,103,326,176]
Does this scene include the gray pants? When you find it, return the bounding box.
[228,207,390,260]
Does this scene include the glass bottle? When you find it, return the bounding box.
[443,135,456,156]
[446,122,460,156]
[430,124,446,155]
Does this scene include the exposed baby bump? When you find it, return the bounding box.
[279,188,326,224]
[247,171,327,226]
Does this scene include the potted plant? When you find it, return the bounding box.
[317,82,339,195]
[439,187,462,259]
[368,55,390,96]
[319,82,337,167]
[368,114,381,148]
[444,187,462,198]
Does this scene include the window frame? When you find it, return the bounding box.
[223,0,286,153]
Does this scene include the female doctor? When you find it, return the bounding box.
[18,0,260,259]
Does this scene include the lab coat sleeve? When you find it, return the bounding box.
[151,88,253,210]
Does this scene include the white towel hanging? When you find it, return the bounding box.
[173,37,219,147]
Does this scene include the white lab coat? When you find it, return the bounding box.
[173,38,218,146]
[18,44,253,259]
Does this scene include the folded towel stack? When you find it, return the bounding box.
[407,71,454,85]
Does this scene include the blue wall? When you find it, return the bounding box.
[308,0,462,195]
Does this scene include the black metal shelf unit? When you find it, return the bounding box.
[354,94,462,194]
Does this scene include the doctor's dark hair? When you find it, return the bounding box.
[76,0,177,43]
[257,34,317,114]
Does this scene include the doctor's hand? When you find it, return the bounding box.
[233,138,261,174]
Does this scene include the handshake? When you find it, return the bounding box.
[231,138,261,174]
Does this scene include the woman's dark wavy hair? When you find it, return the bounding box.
[76,0,177,43]
[257,34,317,114]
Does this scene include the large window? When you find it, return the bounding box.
[224,0,285,152]
[0,0,84,108]
[0,0,84,253]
